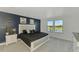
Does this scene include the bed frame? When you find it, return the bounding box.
[21,35,49,52]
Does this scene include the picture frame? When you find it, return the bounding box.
[30,19,34,24]
[20,17,27,24]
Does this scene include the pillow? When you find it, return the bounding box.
[27,30,30,33]
[29,30,33,34]
[29,29,36,34]
[22,30,27,34]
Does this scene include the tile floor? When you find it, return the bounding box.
[0,37,73,52]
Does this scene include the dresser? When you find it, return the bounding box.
[6,34,17,45]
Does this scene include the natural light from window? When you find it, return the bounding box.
[48,20,63,32]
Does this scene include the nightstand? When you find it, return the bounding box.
[6,34,17,45]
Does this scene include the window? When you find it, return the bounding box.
[47,20,63,32]
[55,20,63,32]
[48,20,54,32]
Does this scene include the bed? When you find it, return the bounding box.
[18,32,49,51]
[18,24,49,51]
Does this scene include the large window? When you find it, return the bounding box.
[47,20,63,32]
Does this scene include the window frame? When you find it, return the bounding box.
[47,19,64,33]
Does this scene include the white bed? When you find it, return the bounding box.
[19,24,49,51]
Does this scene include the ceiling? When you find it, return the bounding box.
[0,7,64,19]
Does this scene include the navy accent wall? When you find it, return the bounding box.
[0,11,40,43]
[0,12,20,43]
[34,20,40,32]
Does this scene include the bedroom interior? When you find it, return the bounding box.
[0,7,79,52]
[0,10,49,52]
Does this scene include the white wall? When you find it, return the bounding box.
[47,7,79,41]
[63,8,79,41]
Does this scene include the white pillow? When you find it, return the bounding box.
[27,29,30,33]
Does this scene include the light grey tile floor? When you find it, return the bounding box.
[0,40,30,52]
[34,37,73,52]
[0,37,73,52]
